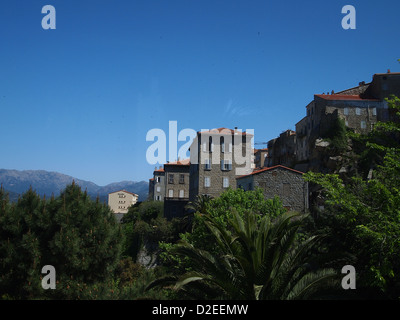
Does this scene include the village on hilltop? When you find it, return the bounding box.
[110,71,400,219]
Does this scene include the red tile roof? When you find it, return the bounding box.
[315,94,379,101]
[198,127,253,136]
[108,189,139,196]
[236,165,304,179]
[164,158,190,166]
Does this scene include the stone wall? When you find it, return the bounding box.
[189,130,253,200]
[164,165,190,199]
[237,167,308,213]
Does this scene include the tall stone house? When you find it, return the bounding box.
[163,159,190,219]
[236,165,309,213]
[189,127,254,201]
[148,166,165,201]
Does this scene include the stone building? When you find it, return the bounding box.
[266,130,297,168]
[293,71,400,172]
[295,116,309,163]
[236,165,308,213]
[148,166,165,201]
[189,127,253,201]
[254,148,269,168]
[163,159,190,219]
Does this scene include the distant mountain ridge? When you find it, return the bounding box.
[0,169,148,203]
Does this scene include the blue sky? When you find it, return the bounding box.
[0,0,399,186]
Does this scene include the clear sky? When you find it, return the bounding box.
[0,0,399,186]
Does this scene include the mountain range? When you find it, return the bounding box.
[0,169,149,203]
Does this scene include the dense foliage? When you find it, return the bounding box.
[304,94,400,299]
[0,183,168,300]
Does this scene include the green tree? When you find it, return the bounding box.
[183,188,286,252]
[150,210,338,299]
[0,182,123,299]
[185,194,213,215]
[304,94,400,298]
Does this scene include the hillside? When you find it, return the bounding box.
[0,169,148,203]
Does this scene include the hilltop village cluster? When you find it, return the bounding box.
[110,71,400,219]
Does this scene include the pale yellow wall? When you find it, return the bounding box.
[108,190,138,214]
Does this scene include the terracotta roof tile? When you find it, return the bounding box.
[108,189,139,196]
[236,165,304,179]
[198,127,253,136]
[315,94,379,101]
[164,158,190,166]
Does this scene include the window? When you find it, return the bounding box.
[220,137,225,153]
[221,159,232,171]
[345,120,349,127]
[223,177,229,188]
[156,176,161,183]
[179,174,185,184]
[356,108,361,115]
[179,190,184,198]
[344,107,349,116]
[204,158,211,170]
[372,108,377,116]
[202,142,207,152]
[361,121,366,129]
[168,174,174,184]
[156,186,161,193]
[204,177,211,188]
[209,136,214,152]
[168,189,173,198]
[155,195,161,201]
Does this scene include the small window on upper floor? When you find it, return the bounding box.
[223,177,229,188]
[204,158,211,170]
[361,121,366,129]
